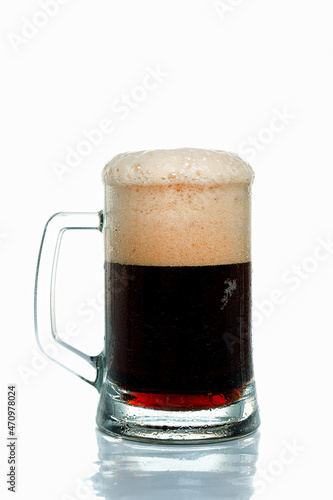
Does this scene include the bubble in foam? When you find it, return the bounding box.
[102,148,254,186]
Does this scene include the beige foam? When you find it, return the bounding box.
[103,149,254,266]
[102,148,254,186]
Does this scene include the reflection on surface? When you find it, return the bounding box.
[88,430,260,500]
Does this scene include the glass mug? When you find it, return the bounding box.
[34,148,260,443]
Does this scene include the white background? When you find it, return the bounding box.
[1,1,332,498]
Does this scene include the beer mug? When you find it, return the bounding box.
[34,148,260,443]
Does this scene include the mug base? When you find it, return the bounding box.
[96,380,260,444]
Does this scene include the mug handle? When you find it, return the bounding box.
[34,211,104,390]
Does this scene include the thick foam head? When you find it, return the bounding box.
[102,148,254,186]
[103,148,254,266]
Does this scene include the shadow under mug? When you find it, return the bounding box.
[34,151,260,443]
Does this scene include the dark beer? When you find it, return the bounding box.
[105,261,253,410]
